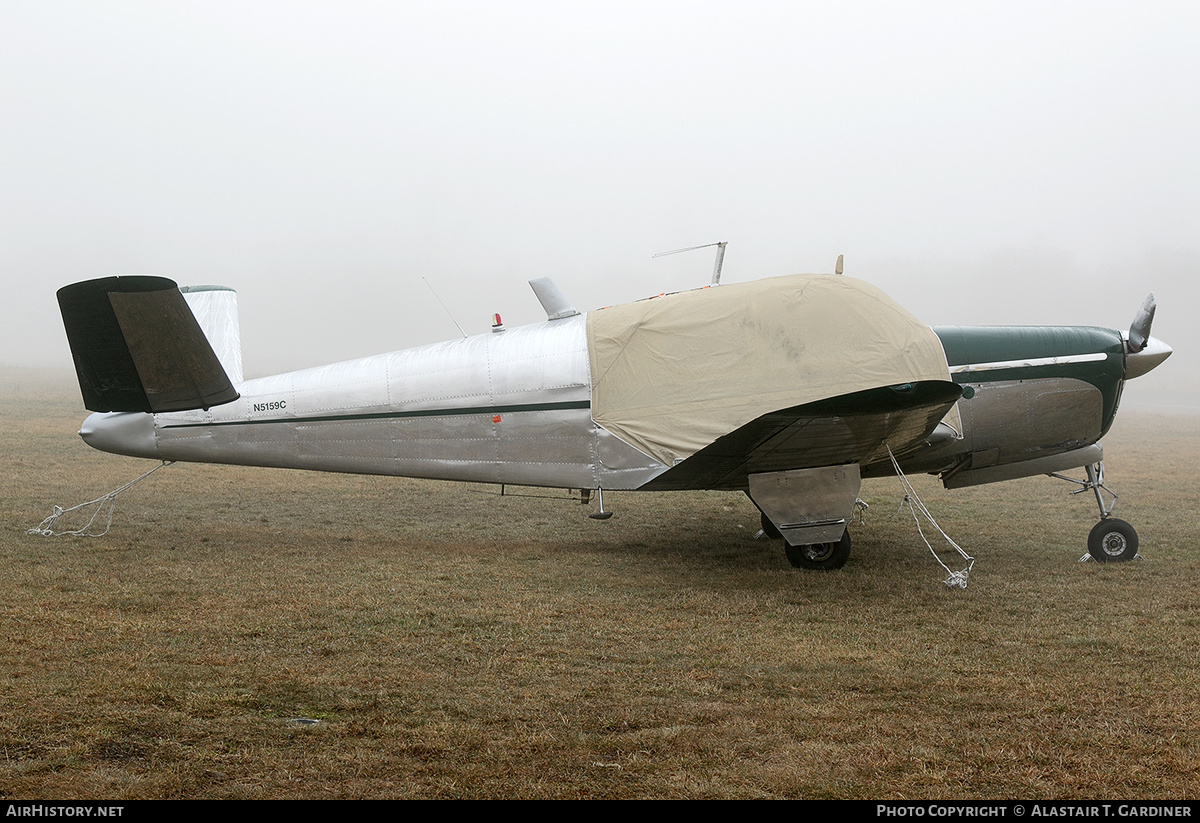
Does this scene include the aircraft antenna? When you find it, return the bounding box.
[422,277,468,339]
[653,241,728,285]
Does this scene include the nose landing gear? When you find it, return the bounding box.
[1051,461,1141,562]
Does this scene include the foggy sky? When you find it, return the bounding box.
[3,1,1196,410]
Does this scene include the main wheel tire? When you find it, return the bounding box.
[785,531,852,570]
[1087,518,1139,562]
[760,512,783,540]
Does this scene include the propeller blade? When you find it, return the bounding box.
[1127,293,1156,353]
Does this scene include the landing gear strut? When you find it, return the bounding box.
[1051,461,1140,562]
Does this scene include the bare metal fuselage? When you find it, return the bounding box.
[80,315,667,490]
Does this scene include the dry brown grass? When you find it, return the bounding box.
[2,368,1198,799]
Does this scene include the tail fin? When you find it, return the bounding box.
[57,276,239,413]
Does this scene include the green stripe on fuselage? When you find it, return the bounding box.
[158,399,593,430]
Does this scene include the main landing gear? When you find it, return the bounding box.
[1052,461,1140,562]
[760,513,853,570]
[749,465,861,571]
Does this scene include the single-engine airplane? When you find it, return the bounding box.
[55,267,1171,570]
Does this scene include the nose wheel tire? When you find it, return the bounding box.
[1087,518,1138,562]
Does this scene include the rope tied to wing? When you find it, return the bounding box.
[885,444,974,588]
[27,461,173,537]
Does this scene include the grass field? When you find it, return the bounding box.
[2,368,1198,799]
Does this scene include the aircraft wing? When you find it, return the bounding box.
[587,274,960,470]
[639,380,962,491]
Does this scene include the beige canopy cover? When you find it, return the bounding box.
[586,274,958,466]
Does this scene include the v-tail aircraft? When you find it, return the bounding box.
[54,261,1171,571]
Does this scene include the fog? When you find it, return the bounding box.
[3,1,1196,410]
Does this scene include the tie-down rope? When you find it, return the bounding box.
[886,444,974,588]
[27,461,174,537]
